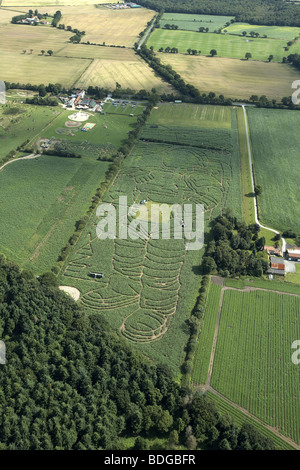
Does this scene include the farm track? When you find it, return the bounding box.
[240,104,286,253]
[193,282,300,450]
[0,153,41,172]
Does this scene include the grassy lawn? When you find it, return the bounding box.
[160,13,234,32]
[247,107,300,234]
[148,29,300,61]
[157,53,299,101]
[35,108,138,150]
[224,22,300,40]
[286,263,300,285]
[0,104,63,159]
[211,289,300,445]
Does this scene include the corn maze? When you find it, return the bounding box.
[62,118,241,345]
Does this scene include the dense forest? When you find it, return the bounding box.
[0,256,274,450]
[136,0,300,26]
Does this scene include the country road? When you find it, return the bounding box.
[240,104,286,254]
[137,18,155,50]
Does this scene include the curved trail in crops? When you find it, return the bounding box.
[240,104,286,253]
[0,153,41,173]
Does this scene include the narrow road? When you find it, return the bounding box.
[0,153,41,172]
[137,18,155,50]
[240,104,286,254]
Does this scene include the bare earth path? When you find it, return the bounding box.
[0,153,41,172]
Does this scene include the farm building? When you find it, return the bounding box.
[287,248,300,261]
[264,245,282,257]
[267,256,286,276]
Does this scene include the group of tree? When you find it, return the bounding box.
[163,23,179,30]
[158,46,179,53]
[134,0,300,27]
[0,255,275,450]
[11,9,49,25]
[25,96,58,106]
[201,210,269,277]
[51,10,62,28]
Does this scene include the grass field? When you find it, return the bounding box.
[159,13,234,32]
[247,107,300,234]
[0,104,62,159]
[211,289,300,444]
[60,103,243,374]
[148,29,300,61]
[157,53,300,101]
[224,22,300,40]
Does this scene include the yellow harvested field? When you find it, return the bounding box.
[0,50,91,87]
[74,49,174,93]
[24,5,155,47]
[158,53,300,101]
[1,0,117,5]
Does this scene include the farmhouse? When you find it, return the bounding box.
[287,248,300,261]
[267,256,286,276]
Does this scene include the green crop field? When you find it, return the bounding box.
[247,107,300,234]
[60,103,243,374]
[0,155,109,272]
[224,22,300,40]
[191,283,222,385]
[148,29,300,61]
[159,13,234,32]
[158,53,300,101]
[211,289,300,445]
[205,391,297,450]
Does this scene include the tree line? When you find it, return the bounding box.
[0,256,275,450]
[135,0,300,27]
